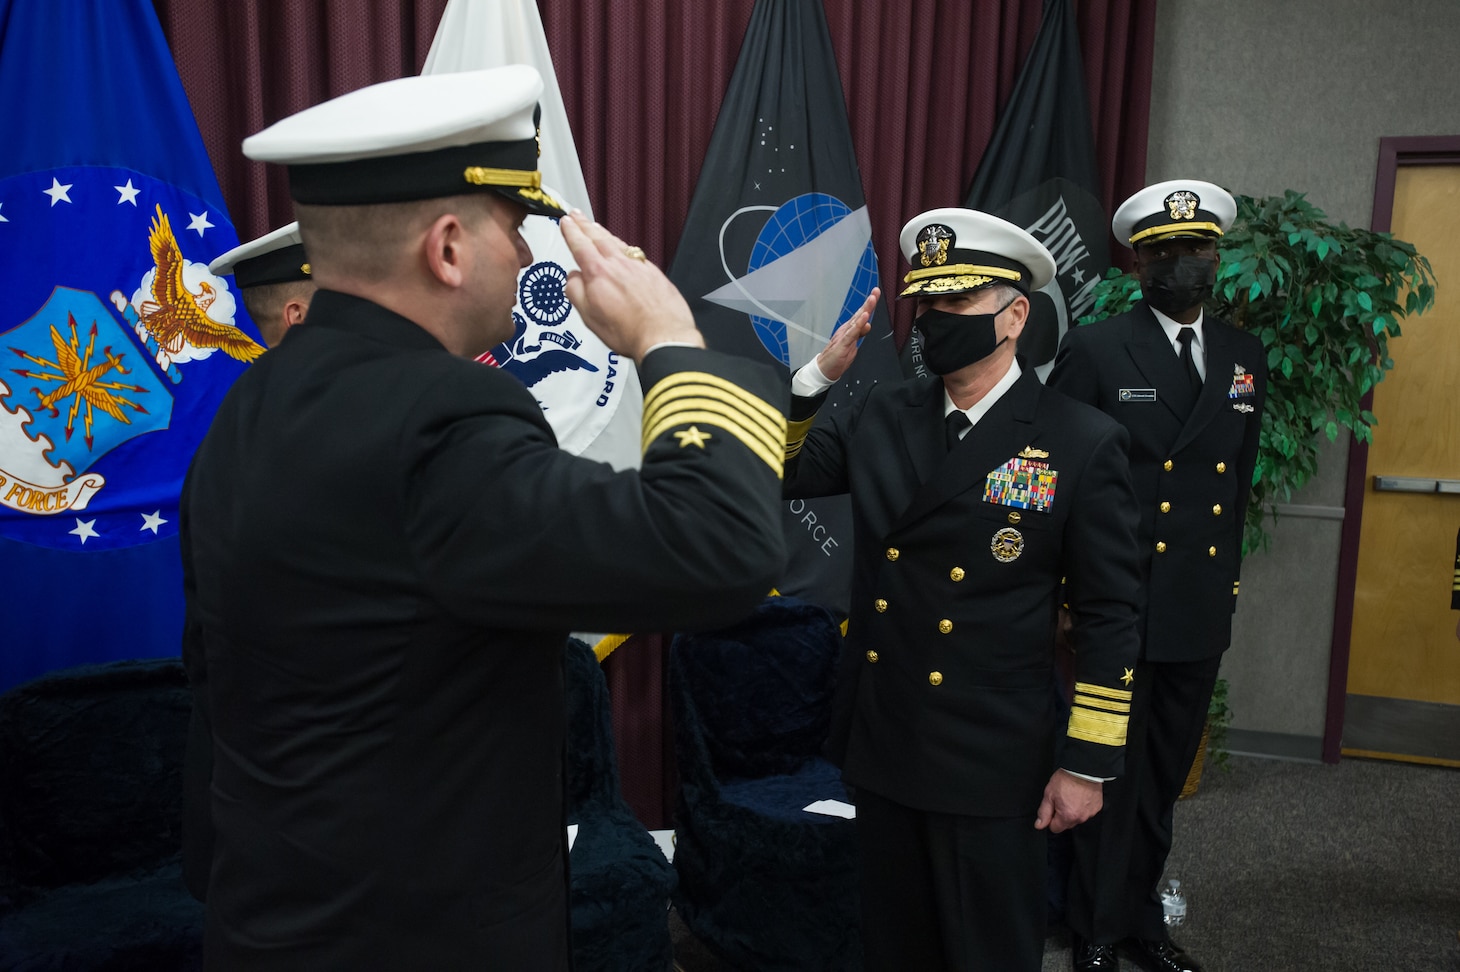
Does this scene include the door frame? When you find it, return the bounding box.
[1324,135,1460,763]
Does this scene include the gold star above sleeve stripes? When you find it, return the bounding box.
[785,414,816,459]
[641,371,787,477]
[1067,680,1133,747]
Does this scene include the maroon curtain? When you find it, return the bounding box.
[157,0,1156,830]
[154,0,450,241]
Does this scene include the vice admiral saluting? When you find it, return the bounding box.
[785,209,1143,972]
[1048,181,1267,972]
[181,66,789,969]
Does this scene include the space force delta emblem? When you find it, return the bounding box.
[983,451,1058,513]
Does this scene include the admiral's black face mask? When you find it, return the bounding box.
[1141,253,1217,316]
[915,294,1019,375]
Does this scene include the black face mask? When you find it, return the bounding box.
[915,296,1018,375]
[1141,254,1217,316]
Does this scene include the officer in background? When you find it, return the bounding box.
[182,66,789,969]
[179,223,318,904]
[786,209,1143,972]
[1049,181,1267,972]
[208,222,316,348]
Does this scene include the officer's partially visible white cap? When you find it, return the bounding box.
[1112,180,1236,249]
[242,65,566,217]
[208,222,311,289]
[897,208,1057,298]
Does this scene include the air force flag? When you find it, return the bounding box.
[669,0,899,617]
[0,0,260,690]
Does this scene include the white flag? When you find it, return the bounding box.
[423,0,642,470]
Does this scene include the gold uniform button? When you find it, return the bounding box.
[1156,541,1168,553]
[1159,501,1171,513]
[874,598,888,613]
[1209,546,1218,557]
[1007,511,1022,524]
[938,619,953,635]
[1216,462,1227,473]
[1213,504,1223,516]
[928,671,943,686]
[866,650,879,663]
[886,547,900,562]
[1163,459,1174,471]
[950,567,965,582]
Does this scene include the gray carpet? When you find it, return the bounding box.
[670,754,1460,971]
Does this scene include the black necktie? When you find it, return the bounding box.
[945,409,970,450]
[1176,327,1202,395]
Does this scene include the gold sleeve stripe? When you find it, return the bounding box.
[643,409,784,477]
[1068,707,1129,746]
[645,385,786,448]
[786,414,816,459]
[644,395,784,457]
[1074,693,1131,714]
[1074,681,1133,702]
[643,402,783,466]
[643,371,784,433]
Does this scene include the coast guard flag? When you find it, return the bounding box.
[0,0,260,690]
[422,0,642,471]
[668,0,899,618]
[962,0,1109,382]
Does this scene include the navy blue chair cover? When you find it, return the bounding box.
[0,658,203,970]
[669,597,861,971]
[564,638,676,972]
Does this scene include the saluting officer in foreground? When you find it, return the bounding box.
[786,209,1143,972]
[181,66,789,969]
[1049,181,1267,972]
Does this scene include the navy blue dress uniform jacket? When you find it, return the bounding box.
[180,290,788,970]
[784,367,1143,818]
[1048,303,1267,663]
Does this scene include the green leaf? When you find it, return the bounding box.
[1249,280,1263,302]
[1281,357,1294,378]
[1357,291,1373,311]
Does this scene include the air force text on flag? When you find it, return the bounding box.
[0,0,260,690]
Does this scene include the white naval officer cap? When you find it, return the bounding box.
[1112,180,1236,249]
[897,208,1057,298]
[241,65,567,217]
[208,222,311,289]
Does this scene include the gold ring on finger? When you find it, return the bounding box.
[624,245,647,262]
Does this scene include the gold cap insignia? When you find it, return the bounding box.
[1165,190,1200,220]
[915,223,953,268]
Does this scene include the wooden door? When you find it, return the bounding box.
[1345,162,1460,765]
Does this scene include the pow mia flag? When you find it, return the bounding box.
[668,0,899,618]
[963,0,1109,382]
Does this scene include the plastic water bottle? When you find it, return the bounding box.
[1161,879,1187,927]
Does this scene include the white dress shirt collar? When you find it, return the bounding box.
[945,357,1022,434]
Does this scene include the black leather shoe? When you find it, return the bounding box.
[1071,934,1120,971]
[1121,936,1204,972]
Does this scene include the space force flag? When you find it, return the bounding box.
[0,0,261,690]
[422,0,642,471]
[668,0,899,618]
[963,0,1109,381]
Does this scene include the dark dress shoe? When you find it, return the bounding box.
[1071,934,1119,971]
[1121,936,1204,972]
